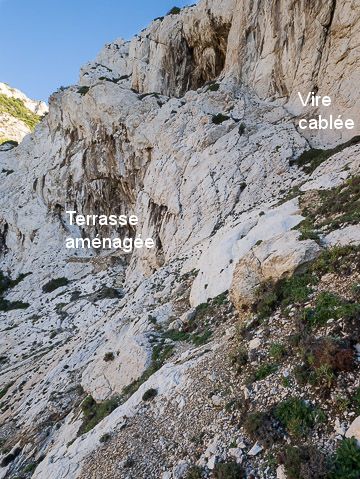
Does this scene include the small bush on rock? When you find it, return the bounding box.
[42,277,69,293]
[212,113,230,125]
[79,395,120,435]
[99,433,111,443]
[103,352,115,362]
[167,6,181,15]
[77,86,90,96]
[142,388,158,401]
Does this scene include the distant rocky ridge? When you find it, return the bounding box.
[0,82,48,147]
[0,1,359,479]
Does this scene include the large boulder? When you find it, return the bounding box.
[345,416,360,445]
[230,231,321,313]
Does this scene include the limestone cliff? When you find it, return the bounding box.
[0,1,359,479]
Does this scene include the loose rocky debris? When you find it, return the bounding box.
[1,0,360,478]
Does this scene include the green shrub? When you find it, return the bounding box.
[243,411,280,447]
[230,346,248,370]
[77,86,90,96]
[279,445,328,479]
[212,113,230,125]
[163,329,190,342]
[42,277,69,293]
[305,292,360,328]
[0,271,31,295]
[185,465,203,478]
[95,286,124,300]
[316,176,360,230]
[206,82,220,92]
[0,93,41,130]
[352,387,360,414]
[269,342,286,361]
[99,433,111,443]
[238,123,246,135]
[121,344,174,399]
[295,337,354,389]
[167,6,181,15]
[142,388,157,401]
[297,219,321,242]
[212,291,228,306]
[308,363,335,388]
[103,352,115,362]
[78,395,120,435]
[352,282,360,297]
[295,136,360,174]
[254,272,316,319]
[274,398,322,437]
[0,298,30,312]
[312,245,360,275]
[192,329,212,346]
[248,363,278,383]
[297,177,360,235]
[329,438,360,479]
[23,462,37,473]
[213,461,244,478]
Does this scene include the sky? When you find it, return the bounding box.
[0,0,194,102]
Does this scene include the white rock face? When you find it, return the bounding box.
[0,0,359,478]
[323,225,360,247]
[0,112,31,144]
[229,230,321,313]
[81,319,152,401]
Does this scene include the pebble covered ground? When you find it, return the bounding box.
[79,245,360,479]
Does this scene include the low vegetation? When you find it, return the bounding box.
[297,176,360,237]
[274,398,325,438]
[0,138,18,147]
[142,388,158,401]
[294,136,360,174]
[77,86,90,96]
[103,352,115,362]
[206,81,220,92]
[185,466,203,479]
[329,438,360,479]
[243,411,280,447]
[278,445,328,479]
[167,6,181,15]
[78,395,120,435]
[212,113,230,125]
[0,93,42,130]
[253,246,360,329]
[0,271,31,311]
[213,461,244,478]
[42,277,69,293]
[247,363,278,383]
